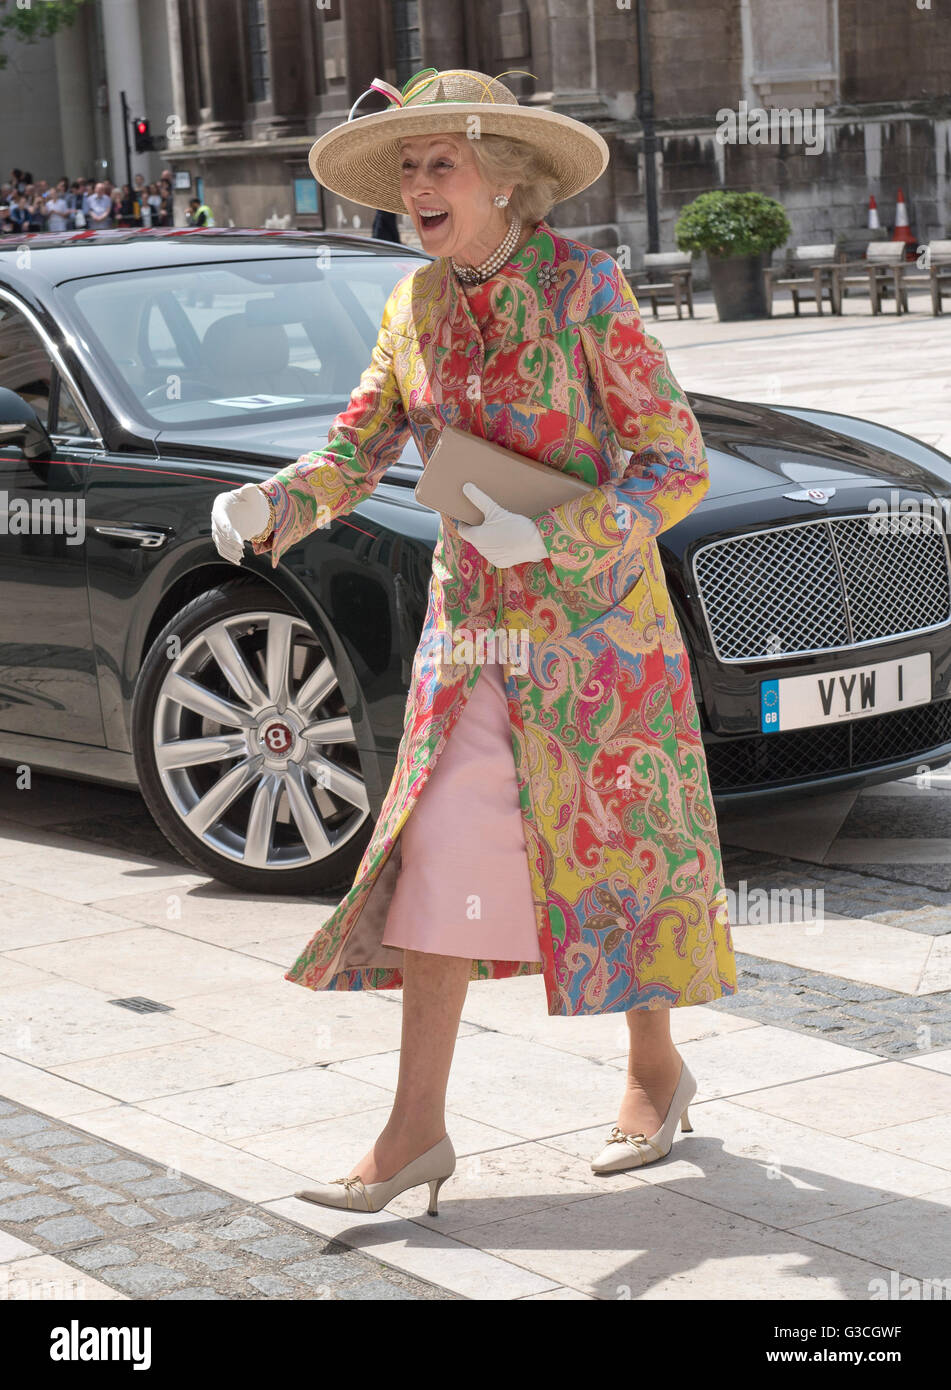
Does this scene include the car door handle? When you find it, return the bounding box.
[92,525,169,549]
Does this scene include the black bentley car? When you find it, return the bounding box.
[2,228,950,894]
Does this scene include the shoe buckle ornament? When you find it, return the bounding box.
[332,1174,371,1210]
[606,1125,665,1159]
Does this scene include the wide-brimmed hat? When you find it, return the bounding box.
[307,67,610,215]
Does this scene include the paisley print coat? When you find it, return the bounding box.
[252,219,736,1016]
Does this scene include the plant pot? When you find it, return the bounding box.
[707,251,770,320]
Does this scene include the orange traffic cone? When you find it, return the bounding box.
[867,194,880,230]
[892,188,917,260]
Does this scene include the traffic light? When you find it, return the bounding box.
[133,117,153,153]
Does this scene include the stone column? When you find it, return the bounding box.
[418,0,466,73]
[248,0,308,139]
[341,0,388,106]
[53,7,97,181]
[165,0,200,148]
[100,0,150,184]
[194,0,245,144]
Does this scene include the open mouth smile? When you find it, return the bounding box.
[418,209,449,230]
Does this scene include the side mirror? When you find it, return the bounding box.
[0,387,53,460]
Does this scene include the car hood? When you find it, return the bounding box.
[682,393,948,500]
[154,391,949,502]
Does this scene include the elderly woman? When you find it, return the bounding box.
[211,68,736,1216]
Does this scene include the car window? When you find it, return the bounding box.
[0,296,54,428]
[0,296,92,439]
[59,253,423,430]
[144,300,187,370]
[51,375,88,436]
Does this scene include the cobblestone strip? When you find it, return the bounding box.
[715,847,951,1053]
[0,1100,456,1301]
[722,845,951,931]
[716,955,951,1057]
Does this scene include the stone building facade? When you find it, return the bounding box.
[164,0,951,271]
[2,1,948,275]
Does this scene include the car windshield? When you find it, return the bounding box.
[58,252,423,429]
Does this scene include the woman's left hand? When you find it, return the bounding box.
[457,483,548,567]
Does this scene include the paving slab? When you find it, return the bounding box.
[2,299,951,1300]
[0,1097,453,1301]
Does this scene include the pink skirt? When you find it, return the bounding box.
[380,661,542,963]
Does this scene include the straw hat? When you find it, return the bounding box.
[308,67,609,215]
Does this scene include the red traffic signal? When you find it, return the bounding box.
[133,117,152,153]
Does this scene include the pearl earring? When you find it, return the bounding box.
[493,193,509,207]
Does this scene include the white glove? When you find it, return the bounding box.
[211,483,271,565]
[457,482,548,567]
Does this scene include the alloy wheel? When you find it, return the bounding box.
[152,609,369,870]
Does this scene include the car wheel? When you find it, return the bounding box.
[132,578,373,894]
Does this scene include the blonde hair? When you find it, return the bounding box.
[468,133,560,224]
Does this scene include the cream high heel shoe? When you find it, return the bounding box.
[295,1134,456,1215]
[590,1060,697,1174]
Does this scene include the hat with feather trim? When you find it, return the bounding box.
[307,67,609,215]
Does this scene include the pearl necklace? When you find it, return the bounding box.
[451,214,523,284]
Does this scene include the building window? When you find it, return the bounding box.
[245,0,271,103]
[391,0,421,89]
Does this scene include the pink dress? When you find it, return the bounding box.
[380,660,542,963]
[380,270,542,966]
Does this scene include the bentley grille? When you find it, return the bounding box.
[692,513,951,662]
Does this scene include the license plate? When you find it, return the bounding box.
[760,652,932,733]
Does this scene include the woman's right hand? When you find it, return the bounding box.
[211,483,271,565]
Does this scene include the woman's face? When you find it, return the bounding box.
[399,132,512,263]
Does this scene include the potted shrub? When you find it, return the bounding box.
[674,190,792,320]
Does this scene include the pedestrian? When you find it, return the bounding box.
[115,183,137,226]
[157,179,173,226]
[85,181,113,230]
[210,67,736,1216]
[142,182,160,228]
[8,192,31,235]
[372,207,401,243]
[67,180,86,228]
[186,196,215,227]
[46,177,71,232]
[23,186,45,231]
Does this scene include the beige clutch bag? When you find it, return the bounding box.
[414,423,592,525]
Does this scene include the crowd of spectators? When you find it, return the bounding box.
[1,167,176,234]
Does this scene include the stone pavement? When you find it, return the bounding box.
[2,299,950,1300]
[0,1098,451,1300]
[2,764,950,1300]
[648,279,951,459]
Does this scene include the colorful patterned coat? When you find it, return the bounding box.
[252,219,736,1016]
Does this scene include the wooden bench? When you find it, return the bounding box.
[830,241,908,314]
[764,243,838,315]
[630,252,695,319]
[896,239,951,315]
